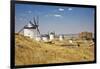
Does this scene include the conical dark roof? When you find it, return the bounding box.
[24,23,36,29]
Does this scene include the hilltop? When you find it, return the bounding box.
[15,33,94,66]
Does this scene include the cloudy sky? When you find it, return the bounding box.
[15,4,95,34]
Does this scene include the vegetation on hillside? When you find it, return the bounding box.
[15,33,94,66]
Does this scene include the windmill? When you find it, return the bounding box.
[18,16,40,38]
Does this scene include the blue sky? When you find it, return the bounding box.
[15,4,95,34]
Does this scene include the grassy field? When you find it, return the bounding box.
[15,33,94,66]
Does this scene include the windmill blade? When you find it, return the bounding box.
[29,21,35,26]
[18,25,27,33]
[36,16,39,26]
[29,21,32,24]
[33,17,37,25]
[36,27,40,35]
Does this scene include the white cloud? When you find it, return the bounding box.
[68,8,72,11]
[54,14,62,17]
[45,14,62,18]
[58,8,64,11]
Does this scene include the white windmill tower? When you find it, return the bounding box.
[59,34,64,41]
[49,32,55,41]
[18,17,41,39]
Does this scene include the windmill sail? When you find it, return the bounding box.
[36,16,39,25]
[18,25,27,33]
[36,27,40,35]
[33,17,37,26]
[33,17,40,35]
[29,21,35,27]
[18,16,41,36]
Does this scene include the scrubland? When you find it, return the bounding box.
[15,34,94,66]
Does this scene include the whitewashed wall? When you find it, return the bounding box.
[24,29,35,38]
[50,34,54,41]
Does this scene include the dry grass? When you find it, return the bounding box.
[15,33,94,66]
